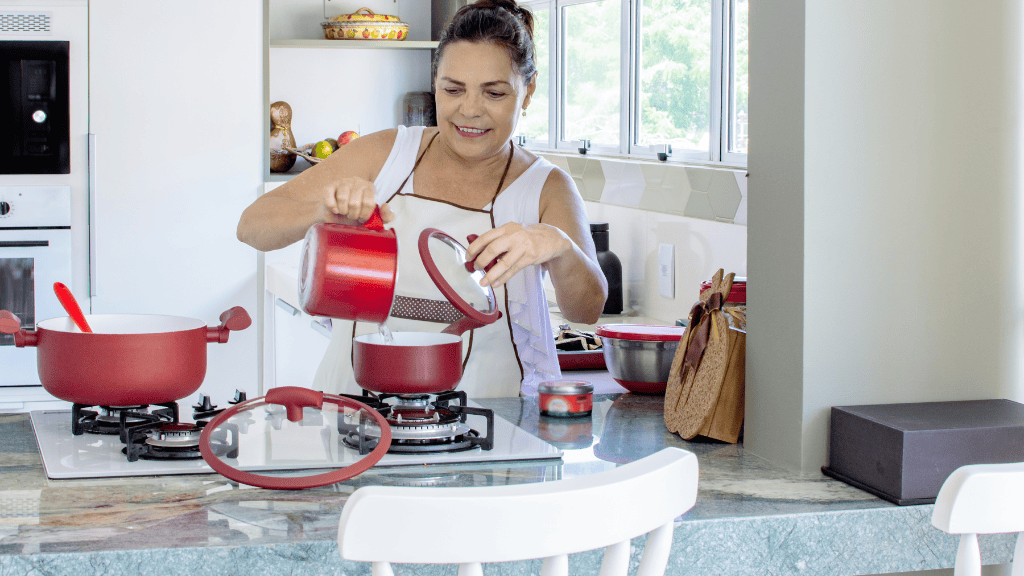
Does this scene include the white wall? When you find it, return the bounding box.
[750,0,1024,473]
[745,0,806,471]
[585,202,747,323]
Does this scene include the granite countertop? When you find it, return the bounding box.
[0,393,1014,575]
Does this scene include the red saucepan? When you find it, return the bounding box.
[351,228,504,395]
[298,206,398,323]
[0,307,251,406]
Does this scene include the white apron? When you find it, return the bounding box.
[312,136,524,398]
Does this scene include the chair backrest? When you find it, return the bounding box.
[931,461,1024,576]
[338,446,699,576]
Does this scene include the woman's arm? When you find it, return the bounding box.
[535,169,607,324]
[237,130,398,252]
[465,168,608,324]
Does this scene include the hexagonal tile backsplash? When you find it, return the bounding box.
[539,154,745,225]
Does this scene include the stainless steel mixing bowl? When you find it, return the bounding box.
[601,336,680,394]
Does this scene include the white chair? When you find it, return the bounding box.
[931,461,1024,576]
[338,446,699,576]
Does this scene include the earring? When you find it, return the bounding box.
[522,108,527,117]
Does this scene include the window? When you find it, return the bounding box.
[518,0,747,165]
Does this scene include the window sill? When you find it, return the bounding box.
[524,147,747,171]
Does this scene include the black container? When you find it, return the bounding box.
[822,399,1024,505]
[402,92,436,127]
[0,40,70,174]
[590,222,622,315]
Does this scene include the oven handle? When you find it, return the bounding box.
[89,133,97,297]
[0,241,49,248]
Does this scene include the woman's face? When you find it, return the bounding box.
[434,41,536,161]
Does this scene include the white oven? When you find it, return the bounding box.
[0,186,71,410]
[0,1,87,412]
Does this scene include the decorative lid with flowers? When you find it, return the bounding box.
[322,7,408,41]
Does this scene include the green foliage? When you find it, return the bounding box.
[563,0,621,143]
[639,0,711,150]
[516,0,748,155]
[518,7,550,140]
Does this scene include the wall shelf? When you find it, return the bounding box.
[270,39,438,50]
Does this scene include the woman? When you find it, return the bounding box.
[237,0,607,397]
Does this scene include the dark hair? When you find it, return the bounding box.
[432,0,537,83]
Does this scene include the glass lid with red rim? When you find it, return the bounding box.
[418,228,501,324]
[594,324,688,342]
[198,386,391,490]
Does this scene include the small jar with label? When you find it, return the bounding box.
[538,381,594,418]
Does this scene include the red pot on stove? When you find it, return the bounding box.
[0,307,251,406]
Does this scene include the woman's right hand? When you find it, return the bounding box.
[321,176,394,225]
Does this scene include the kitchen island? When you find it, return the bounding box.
[0,393,1014,575]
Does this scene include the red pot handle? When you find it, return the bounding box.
[0,311,37,347]
[266,386,324,422]
[206,306,252,343]
[363,205,385,231]
[442,311,503,336]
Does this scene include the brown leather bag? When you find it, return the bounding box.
[664,269,746,443]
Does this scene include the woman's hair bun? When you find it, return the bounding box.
[433,0,538,82]
[470,0,534,38]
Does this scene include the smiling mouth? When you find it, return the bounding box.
[455,125,490,137]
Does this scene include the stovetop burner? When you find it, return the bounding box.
[123,421,207,461]
[340,390,495,455]
[31,391,561,480]
[74,391,249,462]
[71,403,178,436]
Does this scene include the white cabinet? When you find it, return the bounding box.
[268,297,332,390]
[88,1,264,402]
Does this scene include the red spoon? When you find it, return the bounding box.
[53,282,93,333]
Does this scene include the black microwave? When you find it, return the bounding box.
[0,40,69,174]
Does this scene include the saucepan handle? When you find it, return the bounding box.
[362,205,385,232]
[442,311,503,336]
[206,306,253,343]
[265,386,324,423]
[0,311,37,347]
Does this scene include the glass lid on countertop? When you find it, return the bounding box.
[417,228,501,323]
[199,386,391,490]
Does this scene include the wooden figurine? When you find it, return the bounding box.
[270,101,297,173]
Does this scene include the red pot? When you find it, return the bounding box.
[298,207,398,323]
[353,331,463,395]
[0,307,251,406]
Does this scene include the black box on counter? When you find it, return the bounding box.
[821,399,1024,505]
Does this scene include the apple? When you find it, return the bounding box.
[338,131,360,146]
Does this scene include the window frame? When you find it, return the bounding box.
[519,0,746,167]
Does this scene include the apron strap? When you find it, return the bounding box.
[491,140,515,205]
[392,131,439,197]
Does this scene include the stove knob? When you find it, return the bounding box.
[0,201,10,216]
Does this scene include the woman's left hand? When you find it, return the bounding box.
[465,222,571,288]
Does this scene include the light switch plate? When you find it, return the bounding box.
[658,244,674,299]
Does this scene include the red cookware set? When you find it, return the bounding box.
[1,207,507,489]
[298,209,503,396]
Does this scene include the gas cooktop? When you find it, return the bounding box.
[30,400,562,480]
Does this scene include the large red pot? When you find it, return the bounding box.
[0,307,251,406]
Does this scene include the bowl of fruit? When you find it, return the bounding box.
[287,131,360,165]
